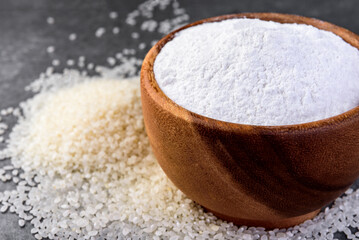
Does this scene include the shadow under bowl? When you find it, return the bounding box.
[140,12,359,229]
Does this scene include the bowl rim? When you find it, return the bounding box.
[141,12,359,132]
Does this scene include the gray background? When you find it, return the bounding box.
[0,0,359,239]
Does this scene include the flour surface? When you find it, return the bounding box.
[154,18,359,125]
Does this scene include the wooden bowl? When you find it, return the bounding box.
[140,13,359,229]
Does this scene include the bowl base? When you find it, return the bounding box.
[204,207,320,229]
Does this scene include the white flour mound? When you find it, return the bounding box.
[154,18,359,126]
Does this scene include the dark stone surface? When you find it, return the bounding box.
[0,0,358,239]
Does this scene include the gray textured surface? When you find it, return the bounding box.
[0,0,358,239]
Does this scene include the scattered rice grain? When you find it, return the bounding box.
[112,27,120,34]
[46,46,55,54]
[69,33,77,41]
[46,17,55,25]
[95,27,106,38]
[109,12,118,19]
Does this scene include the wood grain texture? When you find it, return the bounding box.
[140,13,359,228]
